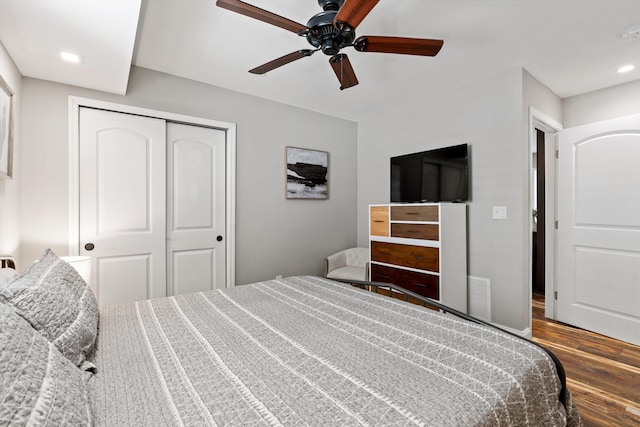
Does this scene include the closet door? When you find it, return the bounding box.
[166,123,226,295]
[79,108,167,306]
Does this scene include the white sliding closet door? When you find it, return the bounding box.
[79,108,167,306]
[78,108,228,307]
[167,123,226,295]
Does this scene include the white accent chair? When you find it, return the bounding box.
[324,247,369,282]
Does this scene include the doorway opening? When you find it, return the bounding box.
[529,108,562,323]
[532,128,545,297]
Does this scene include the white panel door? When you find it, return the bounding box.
[79,108,167,307]
[557,113,640,345]
[167,122,226,295]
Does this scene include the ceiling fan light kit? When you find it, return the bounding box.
[216,0,444,89]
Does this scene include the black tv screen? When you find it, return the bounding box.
[390,144,469,203]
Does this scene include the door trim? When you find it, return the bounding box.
[68,96,237,288]
[529,107,562,322]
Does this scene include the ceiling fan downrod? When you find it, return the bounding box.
[318,0,342,11]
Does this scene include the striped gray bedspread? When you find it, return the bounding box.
[91,276,581,426]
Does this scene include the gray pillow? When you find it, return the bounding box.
[0,249,98,368]
[0,303,92,425]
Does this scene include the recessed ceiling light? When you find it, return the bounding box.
[60,51,81,63]
[617,64,635,73]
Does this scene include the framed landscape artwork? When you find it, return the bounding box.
[286,146,329,199]
[0,73,14,180]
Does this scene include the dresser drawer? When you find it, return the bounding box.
[370,206,389,236]
[371,264,439,299]
[391,205,438,222]
[371,241,439,272]
[391,223,439,241]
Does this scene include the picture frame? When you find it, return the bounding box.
[286,146,329,199]
[0,73,14,180]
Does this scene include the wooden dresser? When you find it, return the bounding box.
[369,203,467,313]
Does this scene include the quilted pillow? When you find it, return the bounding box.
[0,249,98,368]
[0,303,92,425]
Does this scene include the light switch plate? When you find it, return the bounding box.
[492,206,507,219]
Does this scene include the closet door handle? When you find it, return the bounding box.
[84,243,95,251]
[216,235,223,242]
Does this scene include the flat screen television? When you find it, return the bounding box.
[390,143,469,203]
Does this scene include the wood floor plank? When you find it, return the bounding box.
[532,294,640,427]
[532,300,640,366]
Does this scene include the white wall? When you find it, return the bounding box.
[563,79,640,127]
[20,66,358,284]
[0,42,21,266]
[523,70,563,321]
[358,69,534,331]
[523,71,563,125]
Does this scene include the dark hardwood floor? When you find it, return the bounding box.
[532,293,640,426]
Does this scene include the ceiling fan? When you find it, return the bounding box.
[216,0,444,90]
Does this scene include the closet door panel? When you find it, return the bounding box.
[79,107,167,306]
[167,123,227,295]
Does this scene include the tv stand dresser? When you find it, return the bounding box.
[369,203,467,313]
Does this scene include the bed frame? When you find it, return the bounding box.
[336,278,568,410]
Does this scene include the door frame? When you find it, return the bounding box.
[67,96,237,288]
[529,107,562,321]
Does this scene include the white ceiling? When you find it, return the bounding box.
[1,0,640,121]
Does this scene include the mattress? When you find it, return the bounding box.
[91,276,581,426]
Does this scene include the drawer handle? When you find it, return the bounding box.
[414,256,426,261]
[373,220,385,223]
[405,212,419,215]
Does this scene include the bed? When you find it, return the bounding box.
[1,250,582,426]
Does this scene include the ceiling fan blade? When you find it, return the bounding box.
[249,50,314,75]
[354,36,444,56]
[216,0,308,34]
[329,54,359,90]
[334,0,379,30]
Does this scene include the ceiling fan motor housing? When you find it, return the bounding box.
[306,0,354,55]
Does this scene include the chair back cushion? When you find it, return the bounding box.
[346,248,369,268]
